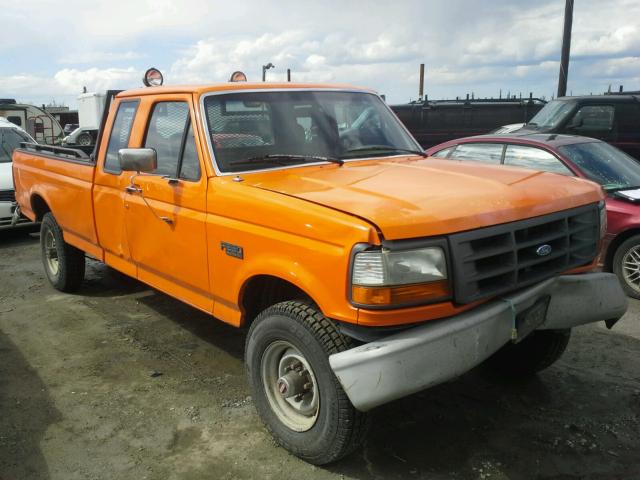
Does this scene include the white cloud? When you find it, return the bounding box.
[0,0,639,105]
[58,51,145,65]
[0,67,142,106]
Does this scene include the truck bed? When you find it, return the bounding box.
[12,144,101,259]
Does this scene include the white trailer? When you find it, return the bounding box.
[64,91,111,147]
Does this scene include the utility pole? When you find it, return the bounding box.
[557,0,574,98]
[287,69,291,82]
[418,64,425,101]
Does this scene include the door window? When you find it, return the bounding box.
[567,105,614,133]
[449,143,504,164]
[104,101,139,173]
[431,147,454,158]
[144,102,201,181]
[504,145,573,175]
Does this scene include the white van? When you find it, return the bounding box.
[0,117,36,229]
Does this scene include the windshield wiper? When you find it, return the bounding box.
[605,184,640,193]
[233,154,344,167]
[342,145,428,158]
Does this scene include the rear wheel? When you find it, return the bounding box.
[485,329,571,377]
[245,301,368,465]
[40,213,85,292]
[77,132,92,146]
[612,234,640,299]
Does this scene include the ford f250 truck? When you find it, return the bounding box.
[12,76,628,465]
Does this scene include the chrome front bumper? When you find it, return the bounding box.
[329,273,627,412]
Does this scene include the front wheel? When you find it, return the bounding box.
[245,301,368,465]
[612,234,640,299]
[40,213,85,292]
[484,329,571,377]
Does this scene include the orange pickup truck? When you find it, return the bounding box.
[12,78,628,464]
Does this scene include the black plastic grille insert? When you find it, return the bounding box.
[449,203,600,304]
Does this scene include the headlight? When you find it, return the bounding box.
[351,246,450,307]
[598,200,607,240]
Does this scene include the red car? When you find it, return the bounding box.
[426,133,640,299]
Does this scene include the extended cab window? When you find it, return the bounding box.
[448,143,504,164]
[105,101,139,172]
[503,144,573,176]
[144,102,201,181]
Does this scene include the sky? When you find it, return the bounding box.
[1,0,639,109]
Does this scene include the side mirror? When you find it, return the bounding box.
[118,148,157,172]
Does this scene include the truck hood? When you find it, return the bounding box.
[0,162,13,191]
[243,157,602,240]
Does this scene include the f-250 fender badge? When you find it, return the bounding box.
[221,242,244,259]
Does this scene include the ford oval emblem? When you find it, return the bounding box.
[536,244,552,257]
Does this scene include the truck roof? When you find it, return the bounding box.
[117,82,375,98]
[555,94,640,103]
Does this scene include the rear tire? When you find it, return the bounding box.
[485,329,571,377]
[77,132,92,146]
[245,301,369,465]
[612,234,640,299]
[40,213,85,292]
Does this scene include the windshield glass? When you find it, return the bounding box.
[0,127,31,163]
[558,142,640,190]
[528,100,575,128]
[203,91,421,173]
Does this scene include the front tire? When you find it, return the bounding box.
[245,301,368,465]
[485,329,571,377]
[40,213,85,292]
[612,234,640,299]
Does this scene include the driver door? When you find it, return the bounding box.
[123,96,211,312]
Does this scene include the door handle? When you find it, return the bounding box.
[125,185,142,194]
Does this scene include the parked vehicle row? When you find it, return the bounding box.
[493,93,640,160]
[11,72,627,464]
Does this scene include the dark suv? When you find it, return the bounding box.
[516,93,640,159]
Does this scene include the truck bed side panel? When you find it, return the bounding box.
[13,150,101,258]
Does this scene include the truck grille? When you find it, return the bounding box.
[449,203,600,304]
[0,189,16,202]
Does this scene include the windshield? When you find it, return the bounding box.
[528,100,575,128]
[203,91,421,173]
[0,127,31,163]
[558,142,640,191]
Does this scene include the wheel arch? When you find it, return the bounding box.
[239,274,316,327]
[604,228,640,271]
[30,193,52,221]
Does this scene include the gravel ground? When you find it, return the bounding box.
[1,228,639,480]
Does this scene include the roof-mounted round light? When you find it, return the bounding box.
[229,71,247,82]
[143,67,164,87]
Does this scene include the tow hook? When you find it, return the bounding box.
[10,204,21,226]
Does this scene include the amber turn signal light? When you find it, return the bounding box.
[352,280,450,306]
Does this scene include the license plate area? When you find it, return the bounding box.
[514,296,550,343]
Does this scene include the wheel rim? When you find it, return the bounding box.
[261,340,319,432]
[44,229,59,276]
[622,244,640,294]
